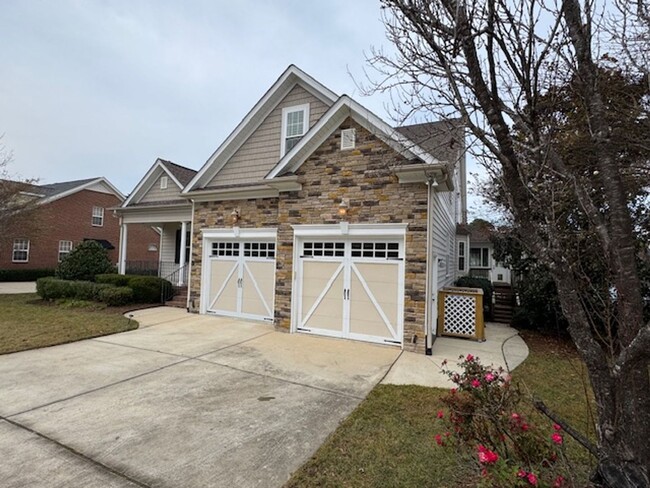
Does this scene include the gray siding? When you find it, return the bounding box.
[160,223,179,263]
[432,190,458,290]
[140,175,182,203]
[208,84,330,187]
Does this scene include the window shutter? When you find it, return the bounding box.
[341,128,356,150]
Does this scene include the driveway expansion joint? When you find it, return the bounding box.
[0,417,153,488]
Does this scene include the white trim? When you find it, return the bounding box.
[160,176,168,190]
[183,65,338,194]
[58,240,73,262]
[122,159,185,207]
[91,206,104,227]
[280,103,310,157]
[292,223,408,238]
[39,177,125,205]
[266,95,442,180]
[201,227,278,240]
[12,238,30,263]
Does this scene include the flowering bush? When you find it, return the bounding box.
[435,355,573,487]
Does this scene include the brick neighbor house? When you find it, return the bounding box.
[0,177,160,271]
[116,65,468,353]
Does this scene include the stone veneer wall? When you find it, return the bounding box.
[190,118,429,353]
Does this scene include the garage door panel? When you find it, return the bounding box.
[300,261,342,318]
[243,261,275,313]
[209,260,239,313]
[348,269,397,340]
[303,269,344,332]
[354,263,400,323]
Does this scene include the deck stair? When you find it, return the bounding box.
[492,284,515,324]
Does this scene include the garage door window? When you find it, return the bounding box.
[211,242,240,257]
[243,242,275,258]
[303,242,345,257]
[351,242,400,259]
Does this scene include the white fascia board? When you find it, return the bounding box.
[120,205,193,224]
[122,159,182,207]
[186,185,279,202]
[291,223,408,238]
[183,65,338,194]
[39,177,125,205]
[266,96,441,180]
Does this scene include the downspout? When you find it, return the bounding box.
[424,175,436,355]
[185,199,196,312]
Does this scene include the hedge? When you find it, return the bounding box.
[36,277,113,301]
[0,269,55,282]
[95,274,131,287]
[454,276,494,320]
[98,286,134,306]
[95,274,172,303]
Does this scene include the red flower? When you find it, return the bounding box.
[450,388,457,394]
[471,379,481,388]
[553,423,562,431]
[553,475,566,487]
[552,432,563,445]
[517,469,527,478]
[521,423,530,431]
[436,410,444,419]
[434,434,444,446]
[527,472,538,486]
[477,445,499,464]
[466,354,474,361]
[485,372,496,382]
[511,413,521,421]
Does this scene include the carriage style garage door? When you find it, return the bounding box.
[202,230,276,322]
[294,225,406,346]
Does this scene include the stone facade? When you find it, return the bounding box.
[190,118,429,352]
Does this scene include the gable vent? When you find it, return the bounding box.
[341,128,356,150]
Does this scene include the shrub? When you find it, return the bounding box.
[98,286,134,306]
[95,274,131,287]
[128,276,172,303]
[36,277,112,301]
[0,268,55,282]
[455,276,494,320]
[434,356,575,487]
[55,241,113,281]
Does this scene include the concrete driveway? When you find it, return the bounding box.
[0,281,37,294]
[0,307,400,488]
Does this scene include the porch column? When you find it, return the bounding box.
[178,221,188,285]
[119,223,128,274]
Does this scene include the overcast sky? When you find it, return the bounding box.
[1,0,486,215]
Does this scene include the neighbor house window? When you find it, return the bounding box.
[281,104,309,156]
[58,240,73,262]
[470,247,490,268]
[12,239,29,262]
[92,206,104,226]
[458,241,466,271]
[160,176,168,189]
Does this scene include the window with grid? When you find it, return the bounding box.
[302,242,345,258]
[282,105,308,155]
[211,242,240,257]
[58,240,73,262]
[458,241,466,271]
[12,239,29,262]
[92,206,104,226]
[351,242,400,259]
[243,242,275,258]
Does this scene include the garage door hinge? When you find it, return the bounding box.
[297,327,311,332]
[383,339,402,344]
[263,318,273,322]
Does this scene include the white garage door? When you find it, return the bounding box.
[296,239,404,345]
[206,240,276,322]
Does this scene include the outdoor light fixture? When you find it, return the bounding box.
[231,208,240,224]
[338,199,349,216]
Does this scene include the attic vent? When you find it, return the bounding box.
[341,128,356,150]
[160,176,168,190]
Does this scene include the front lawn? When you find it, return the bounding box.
[286,331,596,487]
[0,293,139,354]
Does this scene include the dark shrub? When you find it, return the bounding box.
[128,276,172,303]
[0,269,55,282]
[98,286,134,306]
[36,277,113,301]
[55,241,113,281]
[454,276,494,320]
[95,274,131,287]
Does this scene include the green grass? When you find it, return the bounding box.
[286,331,596,487]
[0,293,138,354]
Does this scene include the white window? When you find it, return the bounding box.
[12,239,29,262]
[160,176,168,190]
[281,104,309,156]
[58,240,73,262]
[92,206,104,227]
[470,247,490,268]
[458,241,466,271]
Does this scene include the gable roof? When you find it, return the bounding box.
[265,95,445,179]
[183,65,338,193]
[25,177,125,204]
[395,119,464,165]
[122,158,196,207]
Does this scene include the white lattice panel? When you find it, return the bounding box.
[443,294,477,337]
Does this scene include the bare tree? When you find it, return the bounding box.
[366,1,649,486]
[0,140,38,228]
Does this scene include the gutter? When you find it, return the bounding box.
[424,175,436,355]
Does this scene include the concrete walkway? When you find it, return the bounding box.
[0,281,37,294]
[382,323,529,388]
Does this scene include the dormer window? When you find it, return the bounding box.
[281,104,309,156]
[160,176,168,189]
